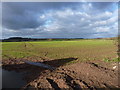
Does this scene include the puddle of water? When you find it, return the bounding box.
[1,67,26,88]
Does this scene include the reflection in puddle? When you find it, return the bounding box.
[2,67,26,88]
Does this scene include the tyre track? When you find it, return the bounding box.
[46,78,61,90]
[88,62,117,78]
[64,73,94,89]
[89,62,114,72]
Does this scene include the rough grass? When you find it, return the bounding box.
[103,57,120,62]
[2,40,118,63]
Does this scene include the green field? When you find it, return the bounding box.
[2,39,118,63]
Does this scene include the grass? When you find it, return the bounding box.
[2,39,118,63]
[103,57,120,62]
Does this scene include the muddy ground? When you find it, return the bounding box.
[2,57,120,89]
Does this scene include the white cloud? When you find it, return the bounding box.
[38,6,117,38]
[107,16,118,24]
[40,14,45,19]
[95,27,110,32]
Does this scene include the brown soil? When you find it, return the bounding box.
[2,57,119,89]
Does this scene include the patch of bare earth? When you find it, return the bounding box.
[25,62,119,89]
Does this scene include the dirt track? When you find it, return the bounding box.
[2,57,119,89]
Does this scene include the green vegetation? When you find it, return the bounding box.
[103,57,120,62]
[2,39,118,63]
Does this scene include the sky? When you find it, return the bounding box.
[2,2,118,39]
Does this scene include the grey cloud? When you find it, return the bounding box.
[2,2,118,39]
[2,2,80,30]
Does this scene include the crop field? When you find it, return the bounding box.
[2,39,119,89]
[2,39,118,62]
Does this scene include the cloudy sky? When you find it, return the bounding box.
[2,2,118,39]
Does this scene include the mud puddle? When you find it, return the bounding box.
[2,67,26,88]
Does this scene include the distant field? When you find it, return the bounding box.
[2,39,118,63]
